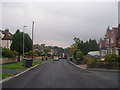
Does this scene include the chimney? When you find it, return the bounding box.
[5,29,9,32]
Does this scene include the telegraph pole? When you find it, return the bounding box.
[23,26,27,59]
[32,21,34,60]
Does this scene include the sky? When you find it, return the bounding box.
[1,0,119,48]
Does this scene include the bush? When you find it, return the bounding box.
[73,49,84,65]
[105,53,118,62]
[83,56,94,63]
[74,49,83,60]
[85,53,119,69]
[2,48,18,57]
[27,50,35,56]
[69,57,73,61]
[26,51,39,57]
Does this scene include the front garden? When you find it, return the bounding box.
[70,52,120,69]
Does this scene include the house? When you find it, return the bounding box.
[99,38,107,56]
[0,29,13,49]
[33,44,41,51]
[99,24,120,56]
[117,24,120,55]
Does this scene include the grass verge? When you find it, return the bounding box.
[48,59,53,61]
[0,72,13,79]
[2,62,37,69]
[33,61,44,64]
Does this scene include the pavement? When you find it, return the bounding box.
[2,59,119,88]
[1,59,43,75]
[2,69,26,75]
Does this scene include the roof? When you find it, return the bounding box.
[0,29,13,40]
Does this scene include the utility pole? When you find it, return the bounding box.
[32,21,34,60]
[23,26,27,60]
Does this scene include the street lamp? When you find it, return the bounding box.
[32,21,34,60]
[23,26,27,60]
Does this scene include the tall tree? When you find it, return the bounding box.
[73,37,99,55]
[69,43,77,57]
[10,31,32,55]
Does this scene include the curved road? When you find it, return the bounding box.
[2,59,118,88]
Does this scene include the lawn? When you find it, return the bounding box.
[33,60,44,63]
[0,72,13,79]
[33,59,53,63]
[48,59,53,61]
[2,62,37,69]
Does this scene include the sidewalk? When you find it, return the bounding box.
[69,61,87,70]
[2,69,26,75]
[0,60,48,83]
[1,59,47,75]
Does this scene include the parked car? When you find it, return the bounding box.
[53,56,59,61]
[58,56,62,59]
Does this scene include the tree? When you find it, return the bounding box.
[68,43,77,57]
[10,30,32,55]
[43,47,51,56]
[73,49,84,65]
[73,37,99,55]
[88,39,99,51]
[13,29,20,38]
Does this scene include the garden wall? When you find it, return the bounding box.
[0,56,23,64]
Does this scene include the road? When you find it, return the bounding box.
[2,59,118,88]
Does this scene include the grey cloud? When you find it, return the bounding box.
[2,2,118,48]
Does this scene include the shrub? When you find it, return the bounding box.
[74,49,84,60]
[83,56,94,63]
[105,53,118,62]
[2,48,18,57]
[69,57,73,61]
[73,49,84,65]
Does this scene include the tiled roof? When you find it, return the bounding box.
[0,29,13,40]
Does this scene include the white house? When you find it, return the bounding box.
[0,29,12,49]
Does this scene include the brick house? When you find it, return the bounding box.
[99,38,107,56]
[117,24,120,55]
[0,29,13,49]
[99,24,120,56]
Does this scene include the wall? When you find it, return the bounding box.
[2,40,12,49]
[0,57,17,64]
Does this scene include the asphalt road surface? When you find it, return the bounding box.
[2,59,119,88]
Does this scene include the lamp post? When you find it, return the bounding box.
[32,21,34,60]
[23,26,27,60]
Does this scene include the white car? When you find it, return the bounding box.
[53,56,59,61]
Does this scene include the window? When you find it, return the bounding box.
[111,37,114,43]
[106,38,109,44]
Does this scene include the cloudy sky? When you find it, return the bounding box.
[1,0,119,48]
